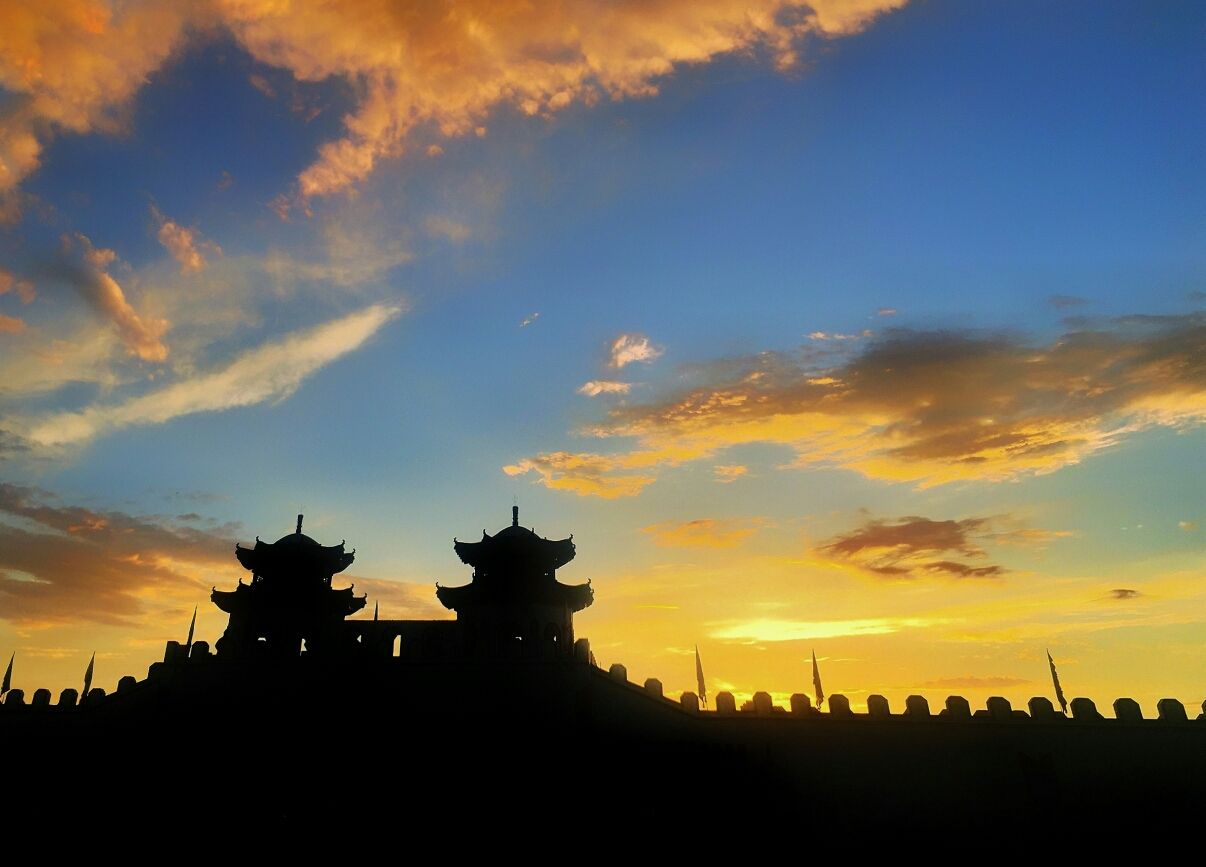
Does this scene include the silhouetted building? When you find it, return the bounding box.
[212,515,365,658]
[438,505,592,655]
[4,508,1205,842]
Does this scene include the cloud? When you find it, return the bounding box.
[0,1,907,211]
[58,232,169,361]
[877,307,897,317]
[642,518,761,549]
[502,451,656,499]
[0,0,195,207]
[423,216,471,243]
[0,314,26,334]
[0,268,36,303]
[713,464,747,483]
[221,0,908,202]
[711,616,941,643]
[1178,520,1197,531]
[17,303,401,449]
[519,312,540,328]
[0,483,237,627]
[153,207,220,274]
[1109,588,1141,600]
[918,675,1031,689]
[608,333,663,368]
[817,515,1010,579]
[808,330,871,340]
[578,380,632,397]
[507,314,1206,494]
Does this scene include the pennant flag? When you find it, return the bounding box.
[1047,649,1068,714]
[82,652,95,698]
[1,652,12,696]
[694,645,707,708]
[374,601,379,622]
[812,649,825,709]
[186,606,197,648]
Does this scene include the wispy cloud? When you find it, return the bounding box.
[608,333,663,368]
[17,304,401,450]
[578,380,632,397]
[711,617,942,643]
[508,314,1206,494]
[503,451,657,499]
[642,517,762,549]
[520,312,541,328]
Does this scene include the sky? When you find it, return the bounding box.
[0,0,1203,714]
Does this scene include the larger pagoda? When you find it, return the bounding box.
[212,515,366,658]
[438,507,592,655]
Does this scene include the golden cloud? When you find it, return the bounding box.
[0,314,26,334]
[711,616,943,643]
[507,315,1206,494]
[0,0,908,210]
[817,515,1015,579]
[0,482,237,627]
[642,517,762,549]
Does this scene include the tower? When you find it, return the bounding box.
[437,507,592,655]
[211,515,365,658]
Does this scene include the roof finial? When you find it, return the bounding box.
[296,514,304,534]
[512,504,519,527]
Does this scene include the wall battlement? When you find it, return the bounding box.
[3,636,1203,727]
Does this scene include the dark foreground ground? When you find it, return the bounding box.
[3,656,1203,848]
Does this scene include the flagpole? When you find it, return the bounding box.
[1,651,13,697]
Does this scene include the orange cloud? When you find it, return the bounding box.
[153,207,220,273]
[0,268,36,303]
[1,1,909,210]
[0,482,236,627]
[0,0,197,206]
[642,518,761,549]
[58,232,169,361]
[0,314,26,334]
[508,315,1206,493]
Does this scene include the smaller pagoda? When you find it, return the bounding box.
[438,507,592,655]
[212,515,366,658]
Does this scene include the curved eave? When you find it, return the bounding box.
[435,580,593,612]
[234,542,355,575]
[453,537,576,570]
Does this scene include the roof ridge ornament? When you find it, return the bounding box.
[512,505,519,527]
[296,514,304,535]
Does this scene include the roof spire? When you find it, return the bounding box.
[296,514,304,534]
[512,505,519,527]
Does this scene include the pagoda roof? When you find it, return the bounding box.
[212,583,366,617]
[454,522,575,571]
[436,579,593,613]
[235,523,355,577]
